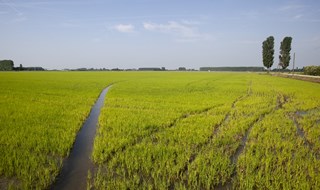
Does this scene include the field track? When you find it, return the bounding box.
[271,73,320,83]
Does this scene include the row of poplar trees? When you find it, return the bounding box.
[262,36,292,71]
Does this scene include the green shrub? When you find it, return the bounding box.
[303,65,320,76]
[0,60,14,71]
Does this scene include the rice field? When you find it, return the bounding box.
[0,72,319,189]
[0,72,118,189]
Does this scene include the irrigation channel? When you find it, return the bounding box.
[51,86,111,190]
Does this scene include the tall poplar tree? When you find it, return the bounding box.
[262,36,274,71]
[279,37,292,69]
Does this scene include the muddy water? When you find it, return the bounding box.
[51,86,111,190]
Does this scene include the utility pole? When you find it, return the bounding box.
[292,52,295,75]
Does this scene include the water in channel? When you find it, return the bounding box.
[51,86,111,190]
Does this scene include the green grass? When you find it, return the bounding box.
[0,72,119,189]
[91,72,320,189]
[0,72,319,189]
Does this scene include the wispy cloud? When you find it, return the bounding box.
[0,1,93,7]
[279,4,307,12]
[276,3,320,23]
[113,24,135,33]
[143,21,212,42]
[0,0,28,23]
[1,0,23,16]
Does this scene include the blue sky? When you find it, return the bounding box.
[1,0,320,70]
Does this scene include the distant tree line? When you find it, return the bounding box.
[0,60,44,71]
[19,67,45,71]
[65,67,199,71]
[138,67,166,71]
[200,67,264,72]
[262,36,292,71]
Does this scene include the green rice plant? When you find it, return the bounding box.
[0,72,123,189]
[92,72,320,189]
[234,76,320,190]
[92,73,250,188]
[1,71,319,189]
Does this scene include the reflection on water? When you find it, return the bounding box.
[51,86,111,190]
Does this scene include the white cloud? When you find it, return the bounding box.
[143,21,212,42]
[113,24,135,33]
